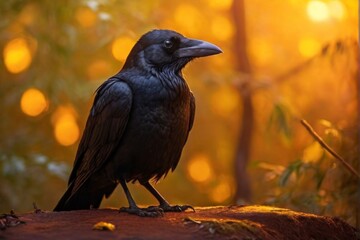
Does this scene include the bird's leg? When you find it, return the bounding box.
[141,181,195,213]
[119,179,163,217]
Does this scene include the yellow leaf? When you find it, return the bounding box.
[302,142,323,163]
[93,221,116,231]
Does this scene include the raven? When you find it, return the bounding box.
[54,29,222,216]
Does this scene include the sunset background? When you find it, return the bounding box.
[0,0,358,226]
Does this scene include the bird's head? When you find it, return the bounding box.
[122,29,222,73]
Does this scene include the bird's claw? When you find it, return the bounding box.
[118,204,194,216]
[119,207,163,217]
[160,204,195,213]
[145,206,165,214]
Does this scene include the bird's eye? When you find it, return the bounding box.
[163,39,174,49]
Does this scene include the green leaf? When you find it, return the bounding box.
[279,159,303,186]
[267,103,293,141]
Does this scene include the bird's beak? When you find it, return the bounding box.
[175,38,223,58]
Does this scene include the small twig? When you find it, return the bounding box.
[33,202,43,214]
[300,119,360,179]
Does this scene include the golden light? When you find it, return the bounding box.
[111,36,136,62]
[248,38,272,66]
[211,16,234,41]
[20,88,48,117]
[52,106,80,146]
[187,154,213,183]
[75,7,97,28]
[328,0,346,20]
[307,0,330,22]
[4,37,33,74]
[87,59,112,80]
[54,119,80,146]
[298,37,321,57]
[210,181,232,203]
[209,0,233,10]
[174,4,202,35]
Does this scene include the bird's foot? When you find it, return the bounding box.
[119,206,163,217]
[144,205,165,213]
[159,204,195,213]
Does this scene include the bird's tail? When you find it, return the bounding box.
[53,181,117,211]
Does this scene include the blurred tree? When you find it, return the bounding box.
[356,38,360,227]
[231,0,253,203]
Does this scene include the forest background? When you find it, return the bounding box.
[0,0,358,227]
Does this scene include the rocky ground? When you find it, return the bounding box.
[1,205,359,240]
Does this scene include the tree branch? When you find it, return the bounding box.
[300,119,360,179]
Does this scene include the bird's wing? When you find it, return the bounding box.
[68,78,132,194]
[188,92,196,132]
[169,92,195,173]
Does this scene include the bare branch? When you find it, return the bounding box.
[300,119,360,179]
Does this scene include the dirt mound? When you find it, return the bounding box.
[1,205,359,240]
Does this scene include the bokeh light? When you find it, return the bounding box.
[307,0,330,22]
[210,181,232,203]
[327,0,346,20]
[87,59,112,80]
[4,37,33,74]
[20,88,48,117]
[52,106,80,146]
[111,36,136,62]
[187,154,213,183]
[298,37,321,57]
[75,7,97,28]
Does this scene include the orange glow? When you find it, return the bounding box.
[51,106,77,125]
[211,16,234,41]
[54,119,80,146]
[187,154,213,183]
[298,37,320,57]
[307,0,330,22]
[211,86,239,117]
[52,106,80,146]
[328,0,346,20]
[20,88,48,117]
[87,59,112,80]
[111,36,135,62]
[4,38,33,73]
[174,4,202,35]
[210,181,232,203]
[75,7,97,27]
[249,39,272,66]
[209,0,233,10]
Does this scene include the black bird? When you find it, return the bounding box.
[54,29,222,216]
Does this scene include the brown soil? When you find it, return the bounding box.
[1,205,359,240]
